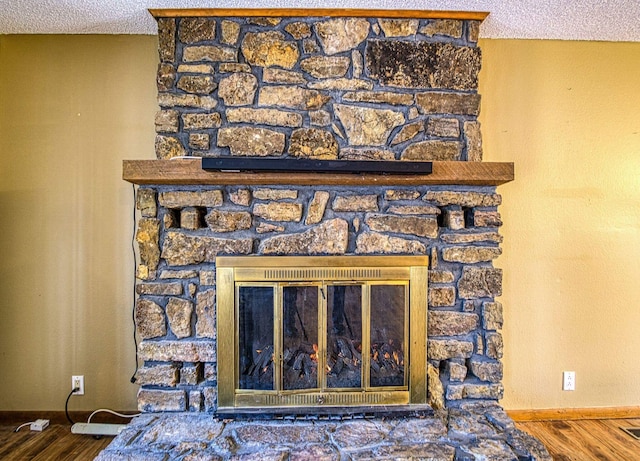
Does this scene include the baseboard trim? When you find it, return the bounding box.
[0,410,138,425]
[507,406,640,422]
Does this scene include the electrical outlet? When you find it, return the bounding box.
[72,375,84,395]
[563,371,576,391]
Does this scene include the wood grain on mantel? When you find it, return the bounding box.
[123,159,514,186]
[148,9,489,21]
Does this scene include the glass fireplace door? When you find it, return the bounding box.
[236,282,408,398]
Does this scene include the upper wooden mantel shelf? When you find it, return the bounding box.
[123,159,514,186]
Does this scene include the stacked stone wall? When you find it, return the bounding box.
[154,15,483,161]
[135,185,504,412]
[134,12,506,413]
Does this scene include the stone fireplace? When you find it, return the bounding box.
[105,7,551,460]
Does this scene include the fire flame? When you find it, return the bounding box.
[310,343,318,362]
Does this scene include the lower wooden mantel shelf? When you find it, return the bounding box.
[123,159,514,186]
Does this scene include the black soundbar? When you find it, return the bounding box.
[201,157,433,175]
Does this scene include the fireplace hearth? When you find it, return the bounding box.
[98,7,552,461]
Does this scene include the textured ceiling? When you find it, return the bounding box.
[2,0,640,41]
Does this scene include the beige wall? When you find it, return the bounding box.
[0,35,157,411]
[1,35,639,412]
[480,39,640,409]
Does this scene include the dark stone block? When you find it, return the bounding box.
[366,40,481,90]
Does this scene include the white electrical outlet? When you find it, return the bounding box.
[563,371,576,391]
[72,375,85,395]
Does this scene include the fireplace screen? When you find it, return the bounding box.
[217,256,428,412]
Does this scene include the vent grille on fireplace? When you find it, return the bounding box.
[264,268,382,280]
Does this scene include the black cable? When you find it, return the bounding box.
[65,388,80,425]
[130,184,139,384]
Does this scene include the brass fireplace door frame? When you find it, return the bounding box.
[216,255,428,413]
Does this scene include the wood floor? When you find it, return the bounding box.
[1,419,639,460]
[515,418,640,460]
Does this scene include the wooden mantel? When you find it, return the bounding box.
[148,9,489,21]
[123,159,514,186]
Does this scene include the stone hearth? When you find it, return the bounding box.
[99,7,551,461]
[96,403,550,460]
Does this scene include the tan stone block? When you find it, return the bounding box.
[226,108,302,127]
[253,202,303,222]
[285,22,312,39]
[338,148,395,161]
[468,21,481,43]
[258,86,330,110]
[218,72,258,106]
[177,64,215,74]
[472,211,503,227]
[138,389,186,412]
[262,68,307,84]
[256,223,285,234]
[458,267,502,299]
[229,189,251,206]
[138,340,217,362]
[469,358,503,383]
[365,214,438,238]
[155,109,179,133]
[355,232,426,255]
[447,362,468,382]
[158,93,217,110]
[166,297,193,339]
[188,133,209,150]
[305,191,330,225]
[136,188,157,218]
[343,91,414,106]
[428,339,474,361]
[157,18,176,63]
[159,190,223,208]
[300,56,350,78]
[253,188,298,200]
[401,140,461,161]
[428,311,478,337]
[218,62,252,73]
[199,270,216,286]
[486,332,504,360]
[204,209,252,232]
[221,20,240,45]
[420,19,463,38]
[177,75,216,94]
[427,363,445,410]
[429,270,455,284]
[180,364,203,385]
[352,50,364,78]
[307,78,373,91]
[182,113,221,130]
[217,127,285,156]
[182,45,236,63]
[442,246,502,263]
[161,231,252,266]
[136,283,183,296]
[259,219,348,255]
[159,270,197,279]
[483,301,504,331]
[310,110,331,126]
[426,117,460,138]
[441,232,503,244]
[333,194,378,212]
[241,31,299,69]
[424,191,501,207]
[189,391,203,412]
[387,205,440,216]
[461,383,504,400]
[429,286,456,307]
[390,122,424,146]
[378,19,419,37]
[196,289,216,339]
[315,18,370,55]
[442,209,465,230]
[289,128,338,159]
[416,92,480,116]
[136,364,179,387]
[384,190,420,201]
[464,120,483,161]
[136,218,160,271]
[155,135,186,160]
[178,18,215,43]
[135,299,166,339]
